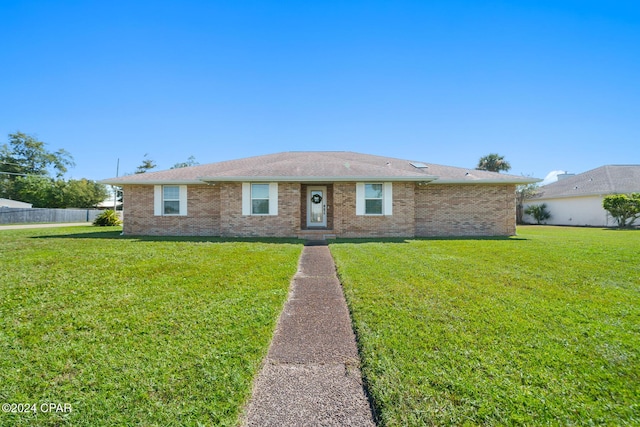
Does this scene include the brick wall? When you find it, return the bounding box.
[219,182,301,237]
[333,182,416,238]
[122,182,517,238]
[122,184,220,236]
[415,184,516,236]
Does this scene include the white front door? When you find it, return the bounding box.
[307,186,327,227]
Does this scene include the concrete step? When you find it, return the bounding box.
[297,230,337,240]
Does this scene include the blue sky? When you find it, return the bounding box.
[1,0,639,182]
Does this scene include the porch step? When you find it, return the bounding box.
[297,230,337,241]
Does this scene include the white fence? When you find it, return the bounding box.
[0,207,104,224]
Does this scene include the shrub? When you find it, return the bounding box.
[603,193,640,228]
[525,203,551,224]
[93,209,122,226]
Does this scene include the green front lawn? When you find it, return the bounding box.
[0,227,302,426]
[331,226,640,426]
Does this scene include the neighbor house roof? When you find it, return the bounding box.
[101,151,539,185]
[534,165,640,200]
[0,198,33,209]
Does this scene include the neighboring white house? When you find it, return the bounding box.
[524,165,640,227]
[0,198,33,209]
[96,197,122,210]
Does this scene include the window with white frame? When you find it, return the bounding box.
[251,183,270,215]
[163,186,180,214]
[364,183,383,215]
[356,182,393,216]
[242,183,278,216]
[154,185,187,216]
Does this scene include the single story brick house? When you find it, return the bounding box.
[101,151,538,238]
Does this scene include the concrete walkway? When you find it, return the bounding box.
[243,242,376,426]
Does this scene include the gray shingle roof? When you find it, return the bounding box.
[534,165,640,199]
[101,151,539,185]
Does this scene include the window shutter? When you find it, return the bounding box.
[269,183,278,216]
[384,182,393,216]
[355,183,365,216]
[179,185,188,216]
[242,183,251,216]
[154,185,162,216]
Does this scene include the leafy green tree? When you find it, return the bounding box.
[0,133,107,207]
[63,179,109,208]
[135,153,156,174]
[171,155,199,169]
[525,203,551,224]
[7,175,54,206]
[603,193,640,228]
[48,179,68,207]
[0,132,74,179]
[476,153,511,173]
[1,132,75,205]
[6,176,107,208]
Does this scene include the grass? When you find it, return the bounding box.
[330,226,640,426]
[0,227,302,426]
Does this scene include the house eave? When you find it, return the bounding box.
[100,176,540,185]
[430,178,542,185]
[99,179,204,185]
[533,191,632,201]
[197,175,440,183]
